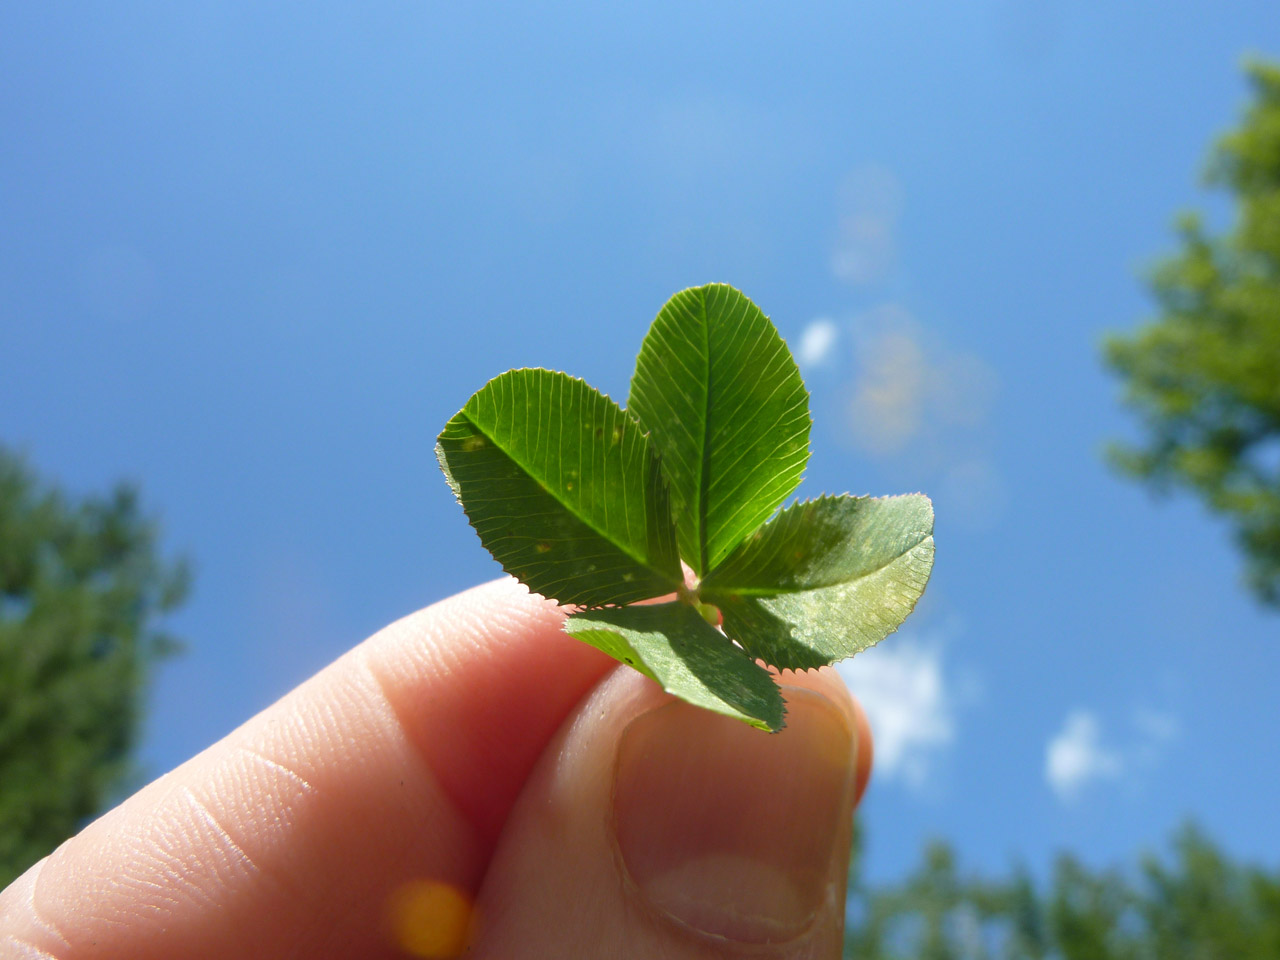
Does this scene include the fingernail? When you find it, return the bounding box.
[612,687,854,944]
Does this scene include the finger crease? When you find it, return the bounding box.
[15,859,73,958]
[177,784,260,885]
[233,744,317,796]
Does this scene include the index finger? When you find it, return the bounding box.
[0,578,614,960]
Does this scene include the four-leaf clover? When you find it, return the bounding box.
[436,283,934,731]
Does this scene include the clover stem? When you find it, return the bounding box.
[675,580,700,606]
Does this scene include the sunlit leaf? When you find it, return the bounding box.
[564,602,785,731]
[705,495,935,671]
[628,284,811,575]
[436,369,681,606]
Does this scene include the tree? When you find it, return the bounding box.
[1104,60,1280,606]
[844,823,1280,959]
[0,447,188,888]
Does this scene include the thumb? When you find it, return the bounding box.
[469,665,866,959]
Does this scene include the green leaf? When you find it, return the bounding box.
[436,285,939,731]
[627,283,811,576]
[436,369,682,606]
[564,602,784,731]
[703,495,935,670]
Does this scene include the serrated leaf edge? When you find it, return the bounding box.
[702,491,934,596]
[437,367,683,595]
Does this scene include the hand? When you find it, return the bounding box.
[0,578,872,959]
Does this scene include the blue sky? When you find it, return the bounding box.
[2,2,1278,884]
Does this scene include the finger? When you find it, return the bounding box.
[0,578,614,960]
[470,666,864,959]
[852,697,873,806]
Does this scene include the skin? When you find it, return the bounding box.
[0,578,873,959]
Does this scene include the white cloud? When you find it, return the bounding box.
[846,311,928,456]
[1045,707,1182,804]
[796,318,839,367]
[831,164,902,285]
[844,304,998,460]
[1046,710,1123,802]
[836,638,956,789]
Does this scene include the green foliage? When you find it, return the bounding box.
[437,369,681,606]
[564,602,784,730]
[437,283,934,730]
[844,824,1280,959]
[0,448,188,888]
[1105,60,1280,606]
[628,284,811,575]
[706,495,935,671]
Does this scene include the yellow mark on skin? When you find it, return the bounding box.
[387,880,474,958]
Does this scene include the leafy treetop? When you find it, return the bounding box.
[0,448,188,888]
[844,821,1280,959]
[1106,60,1280,607]
[437,283,934,730]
